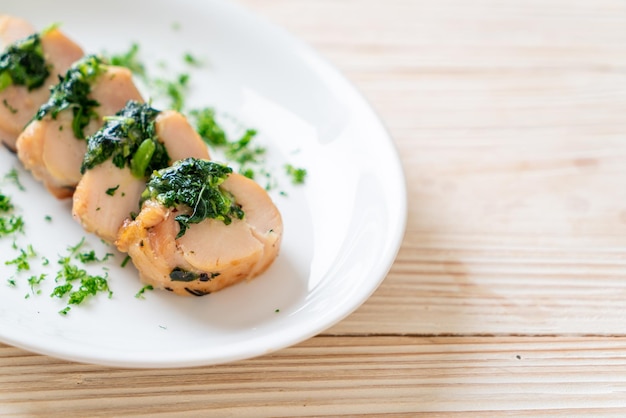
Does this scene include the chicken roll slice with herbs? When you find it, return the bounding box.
[72,101,209,243]
[116,158,283,296]
[16,55,143,198]
[0,20,83,150]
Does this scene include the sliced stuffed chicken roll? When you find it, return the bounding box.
[16,55,143,198]
[0,19,83,150]
[116,158,283,296]
[72,101,209,243]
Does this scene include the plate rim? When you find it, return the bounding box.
[0,0,408,368]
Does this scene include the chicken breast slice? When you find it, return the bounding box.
[218,172,283,278]
[0,15,34,46]
[155,110,209,161]
[116,171,283,296]
[0,22,83,150]
[16,64,143,198]
[72,110,209,243]
[72,161,147,243]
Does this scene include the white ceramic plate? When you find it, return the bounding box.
[0,0,406,368]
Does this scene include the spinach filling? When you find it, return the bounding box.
[142,158,244,238]
[35,54,106,139]
[81,100,170,179]
[0,33,50,92]
[169,267,220,283]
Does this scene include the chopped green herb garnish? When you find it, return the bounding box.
[0,215,24,236]
[27,273,47,295]
[241,168,255,180]
[81,101,169,179]
[0,193,13,212]
[0,33,50,92]
[52,240,113,315]
[41,257,49,266]
[258,168,277,191]
[51,283,73,298]
[5,245,37,272]
[75,250,98,263]
[108,43,146,79]
[225,129,265,167]
[135,284,153,299]
[75,250,114,263]
[142,158,244,238]
[4,168,25,191]
[284,164,307,184]
[190,108,269,179]
[183,52,201,66]
[189,108,287,186]
[35,55,106,139]
[44,215,52,222]
[67,273,111,305]
[7,279,16,287]
[154,73,189,111]
[190,107,228,146]
[67,237,86,254]
[121,255,131,268]
[3,99,17,114]
[105,185,120,196]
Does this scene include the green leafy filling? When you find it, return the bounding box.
[0,33,50,92]
[81,101,170,178]
[142,158,244,238]
[169,267,220,282]
[35,54,106,139]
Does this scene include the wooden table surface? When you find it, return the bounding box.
[3,0,626,415]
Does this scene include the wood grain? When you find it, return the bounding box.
[281,0,626,336]
[2,0,626,415]
[3,337,626,416]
